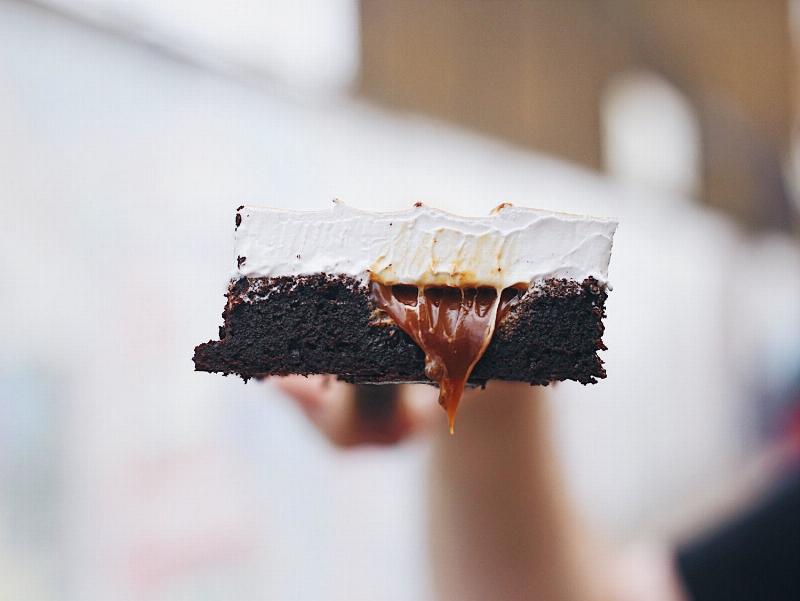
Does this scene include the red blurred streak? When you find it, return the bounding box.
[128,532,256,593]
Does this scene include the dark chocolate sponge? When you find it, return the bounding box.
[193,274,608,386]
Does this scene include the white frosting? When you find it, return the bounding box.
[234,201,617,288]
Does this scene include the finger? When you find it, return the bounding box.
[273,374,348,418]
[400,383,442,433]
[271,376,402,446]
[355,384,442,442]
[273,377,440,447]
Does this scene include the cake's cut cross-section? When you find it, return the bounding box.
[194,201,617,432]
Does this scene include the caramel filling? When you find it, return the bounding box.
[370,282,524,433]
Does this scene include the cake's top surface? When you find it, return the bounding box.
[234,201,617,288]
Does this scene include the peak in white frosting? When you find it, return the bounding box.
[234,201,617,288]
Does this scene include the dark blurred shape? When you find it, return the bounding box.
[358,0,795,231]
[676,467,800,601]
[354,383,399,422]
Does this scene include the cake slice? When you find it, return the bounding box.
[194,200,617,429]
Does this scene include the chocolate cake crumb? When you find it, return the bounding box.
[237,256,246,268]
[193,274,609,386]
[235,213,242,228]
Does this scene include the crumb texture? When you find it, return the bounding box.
[193,275,608,385]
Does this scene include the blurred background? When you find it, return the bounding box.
[1,0,800,599]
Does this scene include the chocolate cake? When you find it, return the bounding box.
[194,201,617,429]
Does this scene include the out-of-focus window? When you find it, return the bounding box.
[601,71,701,201]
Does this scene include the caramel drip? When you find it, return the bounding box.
[370,283,525,433]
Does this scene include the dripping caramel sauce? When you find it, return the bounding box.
[370,282,525,433]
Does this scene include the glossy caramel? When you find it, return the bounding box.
[370,282,524,432]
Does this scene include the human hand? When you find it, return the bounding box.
[272,375,441,447]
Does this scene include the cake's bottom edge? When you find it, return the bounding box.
[193,273,609,386]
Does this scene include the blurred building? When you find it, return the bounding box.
[359,0,796,231]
